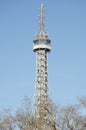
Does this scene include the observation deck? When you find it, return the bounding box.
[33,34,51,52]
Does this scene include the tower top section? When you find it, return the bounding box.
[33,4,51,52]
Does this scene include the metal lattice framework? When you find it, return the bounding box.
[35,49,49,118]
[33,4,55,130]
[33,4,56,130]
[33,4,51,119]
[33,4,51,118]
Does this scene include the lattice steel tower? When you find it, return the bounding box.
[33,4,51,120]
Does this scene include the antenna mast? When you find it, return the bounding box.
[39,4,45,36]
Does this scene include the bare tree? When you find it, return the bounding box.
[48,100,86,130]
[15,96,34,130]
[0,97,86,130]
[0,109,15,130]
[79,97,86,108]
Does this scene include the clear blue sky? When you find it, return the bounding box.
[0,0,86,111]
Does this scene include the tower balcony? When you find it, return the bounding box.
[33,35,51,52]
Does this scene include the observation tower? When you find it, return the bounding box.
[33,4,51,119]
[33,4,53,130]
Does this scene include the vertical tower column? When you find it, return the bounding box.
[35,49,48,118]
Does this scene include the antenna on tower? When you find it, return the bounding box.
[39,4,45,36]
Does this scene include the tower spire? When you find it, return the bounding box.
[39,4,46,36]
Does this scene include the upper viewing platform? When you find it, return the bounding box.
[33,4,51,52]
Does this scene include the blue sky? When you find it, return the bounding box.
[0,0,86,111]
